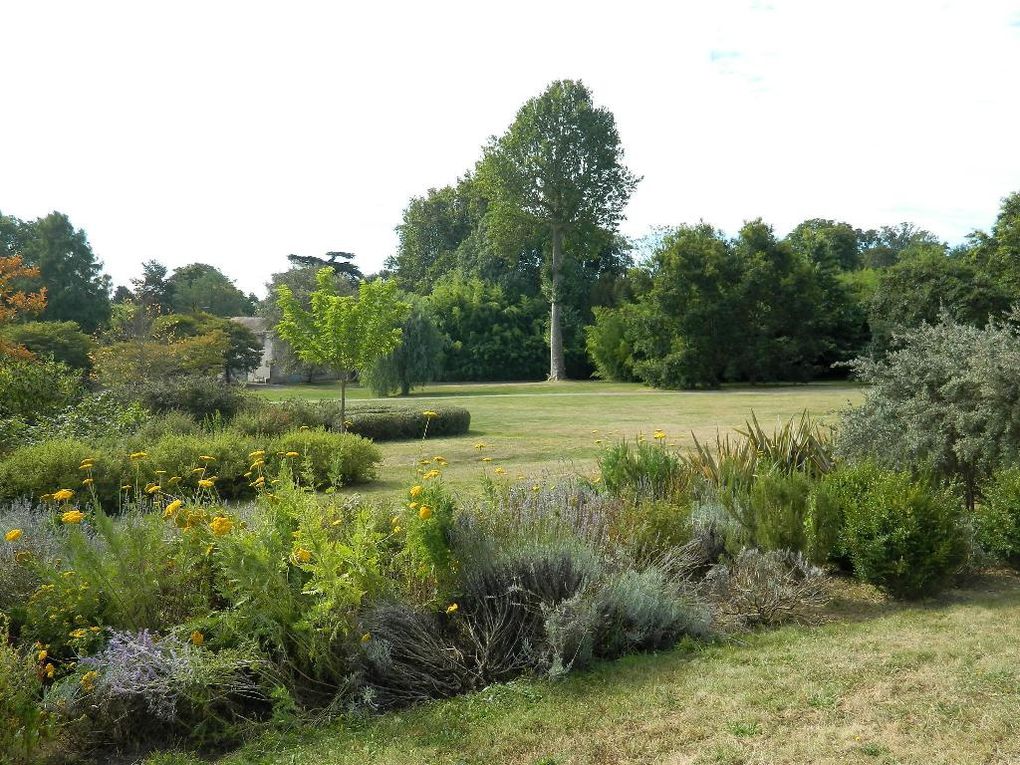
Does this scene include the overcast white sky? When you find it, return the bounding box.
[3,1,1019,295]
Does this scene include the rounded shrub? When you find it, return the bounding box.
[120,376,249,421]
[833,463,968,599]
[345,405,471,441]
[274,430,381,487]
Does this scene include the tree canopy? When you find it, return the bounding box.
[477,79,639,380]
[275,269,409,426]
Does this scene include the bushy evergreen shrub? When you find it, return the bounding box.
[975,466,1020,566]
[835,464,968,598]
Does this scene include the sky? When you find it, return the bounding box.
[2,0,1019,296]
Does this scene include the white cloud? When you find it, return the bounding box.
[1,0,1018,294]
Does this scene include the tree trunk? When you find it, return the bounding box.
[340,375,347,433]
[548,225,568,381]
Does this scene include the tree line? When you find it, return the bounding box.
[4,79,1020,392]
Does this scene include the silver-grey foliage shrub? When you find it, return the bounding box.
[837,309,1020,507]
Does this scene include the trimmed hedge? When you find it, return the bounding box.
[345,406,471,441]
[234,400,472,442]
[0,429,381,504]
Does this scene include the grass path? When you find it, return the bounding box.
[208,573,1020,765]
[254,381,863,497]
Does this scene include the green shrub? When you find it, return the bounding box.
[837,464,968,599]
[610,497,695,564]
[598,438,688,500]
[274,430,381,488]
[0,439,124,504]
[0,430,381,504]
[134,410,202,442]
[345,405,471,441]
[0,355,82,423]
[1,320,94,371]
[808,462,882,567]
[975,466,1020,566]
[22,392,148,446]
[229,405,300,436]
[0,616,47,764]
[714,469,814,556]
[117,376,249,421]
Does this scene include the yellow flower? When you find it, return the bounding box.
[52,489,75,502]
[248,450,266,460]
[61,509,85,524]
[418,505,432,520]
[433,456,448,465]
[494,467,507,476]
[393,525,402,533]
[285,451,300,458]
[198,478,216,489]
[81,670,98,692]
[360,632,371,643]
[250,460,265,470]
[209,516,233,536]
[653,429,666,440]
[79,463,93,471]
[199,455,216,462]
[129,451,147,460]
[155,470,167,475]
[474,442,486,450]
[164,499,183,518]
[190,630,204,646]
[37,649,48,662]
[532,484,541,493]
[390,516,400,526]
[45,662,55,679]
[81,478,94,487]
[445,603,459,615]
[120,484,132,491]
[422,410,438,418]
[299,425,310,431]
[146,483,160,495]
[480,457,493,462]
[409,484,423,498]
[69,628,88,639]
[422,469,441,481]
[4,529,23,543]
[408,502,419,510]
[192,467,205,474]
[293,547,312,563]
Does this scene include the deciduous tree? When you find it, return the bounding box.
[275,269,409,428]
[478,80,639,380]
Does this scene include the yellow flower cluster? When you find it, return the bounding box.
[5,528,22,542]
[61,509,85,524]
[209,516,233,536]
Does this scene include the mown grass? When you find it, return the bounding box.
[252,381,863,498]
[154,572,1020,765]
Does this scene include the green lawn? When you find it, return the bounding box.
[193,572,1020,765]
[253,380,863,497]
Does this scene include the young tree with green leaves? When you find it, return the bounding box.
[275,269,409,428]
[478,79,639,380]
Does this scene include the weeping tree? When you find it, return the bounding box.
[275,269,409,428]
[478,79,639,380]
[361,299,444,396]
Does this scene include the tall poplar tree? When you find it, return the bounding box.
[478,80,638,380]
